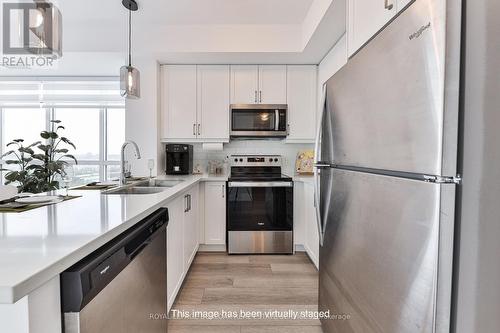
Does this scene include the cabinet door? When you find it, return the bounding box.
[258,65,287,104]
[204,182,226,245]
[183,185,199,269]
[293,182,306,246]
[348,0,397,56]
[161,65,197,140]
[167,195,185,309]
[304,182,319,269]
[197,65,230,140]
[398,0,412,11]
[230,65,259,104]
[286,65,317,142]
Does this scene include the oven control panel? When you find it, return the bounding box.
[230,155,282,167]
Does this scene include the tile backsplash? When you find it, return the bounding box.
[192,141,314,176]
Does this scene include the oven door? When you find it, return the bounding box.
[230,105,288,138]
[227,181,293,254]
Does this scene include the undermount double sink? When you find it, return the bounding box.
[104,179,185,195]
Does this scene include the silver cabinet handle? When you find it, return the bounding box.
[254,90,258,103]
[197,124,201,136]
[184,195,189,212]
[188,194,191,212]
[384,0,394,10]
[222,184,225,198]
[193,124,196,136]
[259,91,262,103]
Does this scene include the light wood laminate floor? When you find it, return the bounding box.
[168,252,323,333]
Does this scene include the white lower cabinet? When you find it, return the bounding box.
[203,182,226,245]
[183,185,199,269]
[167,184,200,310]
[167,194,185,309]
[303,182,319,269]
[294,181,319,269]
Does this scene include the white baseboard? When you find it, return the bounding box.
[295,244,306,252]
[304,244,319,270]
[198,244,226,252]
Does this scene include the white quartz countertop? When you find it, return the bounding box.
[293,174,314,184]
[0,174,227,304]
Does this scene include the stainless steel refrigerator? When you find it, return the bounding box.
[314,0,462,332]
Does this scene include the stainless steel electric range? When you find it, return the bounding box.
[227,155,293,254]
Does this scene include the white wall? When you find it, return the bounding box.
[0,52,124,77]
[125,58,161,176]
[315,34,348,122]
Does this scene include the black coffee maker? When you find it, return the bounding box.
[165,144,193,175]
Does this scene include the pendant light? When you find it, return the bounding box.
[120,0,140,99]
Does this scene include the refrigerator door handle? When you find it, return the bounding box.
[314,84,327,247]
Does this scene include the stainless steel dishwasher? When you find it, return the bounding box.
[61,208,168,333]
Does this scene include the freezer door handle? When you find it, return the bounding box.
[314,84,327,247]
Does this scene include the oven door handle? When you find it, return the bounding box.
[228,181,293,188]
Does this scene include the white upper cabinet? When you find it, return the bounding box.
[258,65,287,104]
[161,65,197,140]
[230,65,287,104]
[398,0,412,10]
[161,65,230,142]
[162,63,316,142]
[197,65,230,141]
[230,65,259,104]
[348,0,398,57]
[286,65,317,142]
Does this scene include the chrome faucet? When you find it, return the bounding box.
[120,140,141,186]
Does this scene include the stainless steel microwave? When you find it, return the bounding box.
[230,104,288,138]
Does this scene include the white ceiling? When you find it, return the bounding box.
[61,0,314,25]
[154,0,315,25]
[50,0,345,65]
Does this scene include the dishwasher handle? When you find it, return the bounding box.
[125,213,168,260]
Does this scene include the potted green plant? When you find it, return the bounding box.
[0,139,40,193]
[29,120,78,193]
[1,120,78,193]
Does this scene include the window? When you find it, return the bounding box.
[0,79,125,186]
[55,108,101,161]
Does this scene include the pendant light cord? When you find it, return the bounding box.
[128,8,132,66]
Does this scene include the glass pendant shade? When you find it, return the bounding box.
[120,65,140,99]
[121,0,140,99]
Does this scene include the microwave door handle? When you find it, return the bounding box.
[275,110,279,130]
